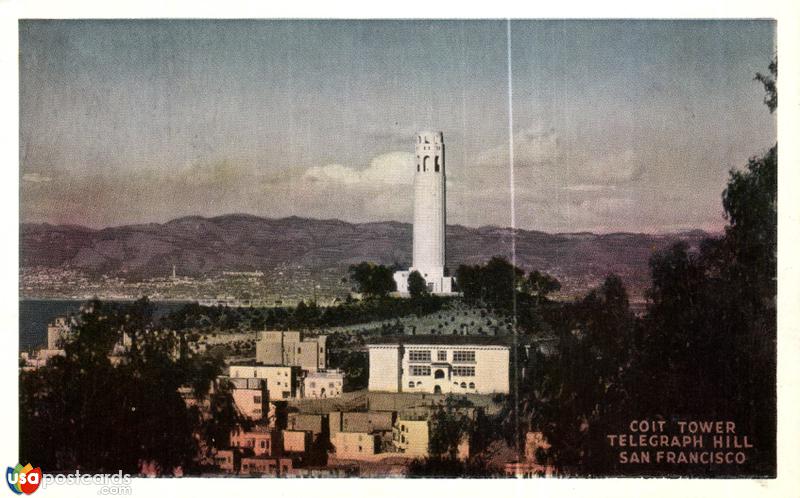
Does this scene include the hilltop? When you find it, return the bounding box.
[20,214,712,301]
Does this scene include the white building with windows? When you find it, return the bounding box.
[366,337,509,394]
[303,370,344,399]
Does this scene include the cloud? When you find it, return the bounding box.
[579,149,643,185]
[475,124,644,189]
[22,172,52,183]
[477,125,560,170]
[303,164,362,185]
[562,184,617,192]
[302,151,414,186]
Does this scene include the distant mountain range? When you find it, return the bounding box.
[20,214,712,300]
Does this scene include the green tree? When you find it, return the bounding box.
[525,270,561,301]
[348,262,397,298]
[622,57,778,476]
[19,299,232,475]
[407,270,429,299]
[754,55,777,113]
[509,275,635,475]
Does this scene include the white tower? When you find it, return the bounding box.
[394,131,454,295]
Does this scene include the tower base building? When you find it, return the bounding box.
[393,269,453,295]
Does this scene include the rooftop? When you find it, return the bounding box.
[366,335,510,347]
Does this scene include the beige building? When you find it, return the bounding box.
[303,370,344,399]
[229,364,301,399]
[228,378,269,420]
[213,449,238,473]
[367,336,509,395]
[393,413,469,460]
[255,331,327,371]
[282,430,313,454]
[287,413,326,437]
[46,316,71,350]
[240,457,293,476]
[393,417,429,458]
[230,427,273,457]
[329,411,394,435]
[331,431,380,460]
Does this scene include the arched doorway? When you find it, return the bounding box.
[434,385,442,394]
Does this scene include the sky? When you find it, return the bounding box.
[19,20,776,233]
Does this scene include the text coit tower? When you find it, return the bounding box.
[393,131,454,295]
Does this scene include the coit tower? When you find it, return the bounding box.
[393,131,453,295]
[413,131,446,275]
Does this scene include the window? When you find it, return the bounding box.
[453,350,476,363]
[329,382,335,388]
[409,365,431,376]
[437,350,447,361]
[409,350,431,362]
[253,396,262,403]
[260,441,267,448]
[452,366,475,377]
[309,382,316,388]
[435,156,440,172]
[320,347,324,353]
[469,382,475,389]
[460,382,467,388]
[408,381,415,388]
[297,347,301,354]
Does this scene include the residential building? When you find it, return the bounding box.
[525,431,551,463]
[240,457,293,476]
[230,427,274,457]
[46,316,71,350]
[228,378,269,420]
[287,413,326,437]
[393,417,429,458]
[228,365,301,399]
[282,430,313,454]
[255,331,327,371]
[329,411,394,435]
[303,370,344,399]
[214,449,239,473]
[330,431,380,460]
[367,336,509,394]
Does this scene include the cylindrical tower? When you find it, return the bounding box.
[412,131,446,276]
